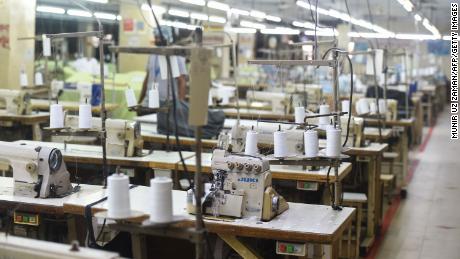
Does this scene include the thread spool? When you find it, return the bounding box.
[274,127,288,158]
[294,106,306,124]
[326,127,342,157]
[378,99,387,114]
[20,71,28,87]
[318,104,330,126]
[356,99,370,115]
[341,100,350,115]
[369,102,377,114]
[125,88,137,107]
[148,86,160,109]
[245,129,258,156]
[78,101,92,129]
[50,103,64,128]
[149,177,173,223]
[35,72,44,86]
[107,174,131,219]
[304,130,318,158]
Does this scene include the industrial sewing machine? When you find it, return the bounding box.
[190,149,288,221]
[0,89,32,115]
[61,117,143,157]
[0,141,73,198]
[222,117,364,155]
[246,90,293,114]
[106,119,143,157]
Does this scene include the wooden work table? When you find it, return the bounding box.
[63,185,355,259]
[223,108,295,121]
[31,99,119,114]
[0,111,49,140]
[14,140,194,170]
[0,176,102,215]
[15,141,352,187]
[179,152,353,183]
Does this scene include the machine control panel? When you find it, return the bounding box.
[13,212,39,226]
[296,181,319,191]
[276,241,306,256]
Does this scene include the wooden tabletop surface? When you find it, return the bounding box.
[31,99,119,113]
[178,152,353,182]
[0,176,102,214]
[0,110,49,124]
[63,185,355,243]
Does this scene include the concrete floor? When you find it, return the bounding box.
[376,111,460,259]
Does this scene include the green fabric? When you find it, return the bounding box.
[61,69,146,119]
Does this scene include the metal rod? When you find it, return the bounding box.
[348,50,376,55]
[247,59,336,67]
[371,51,383,142]
[332,51,340,128]
[98,25,108,188]
[46,31,101,39]
[109,46,190,56]
[194,28,205,259]
[289,39,337,46]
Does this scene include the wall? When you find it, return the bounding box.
[0,0,36,89]
[118,2,155,73]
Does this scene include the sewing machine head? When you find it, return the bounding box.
[0,89,32,115]
[106,119,143,157]
[246,90,292,114]
[196,149,288,221]
[0,141,73,198]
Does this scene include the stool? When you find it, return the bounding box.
[342,192,367,259]
[380,174,395,205]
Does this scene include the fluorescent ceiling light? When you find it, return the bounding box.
[422,18,441,38]
[94,12,117,20]
[414,14,422,21]
[224,27,256,34]
[348,32,391,39]
[191,12,208,21]
[37,5,65,14]
[67,9,92,17]
[209,16,226,23]
[266,15,282,22]
[397,0,413,12]
[295,1,329,15]
[261,28,299,35]
[395,33,438,40]
[168,9,189,18]
[116,15,122,21]
[443,35,451,41]
[240,20,266,29]
[250,10,266,19]
[207,1,230,11]
[162,20,199,31]
[292,21,315,29]
[83,0,108,3]
[296,0,393,35]
[179,0,206,6]
[230,8,250,16]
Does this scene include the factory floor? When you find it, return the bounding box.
[374,111,460,259]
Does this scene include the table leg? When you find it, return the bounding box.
[367,158,376,238]
[312,244,323,259]
[32,123,42,141]
[131,233,148,259]
[331,238,340,259]
[218,234,262,259]
[401,130,409,189]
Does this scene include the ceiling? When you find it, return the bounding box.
[37,0,452,34]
